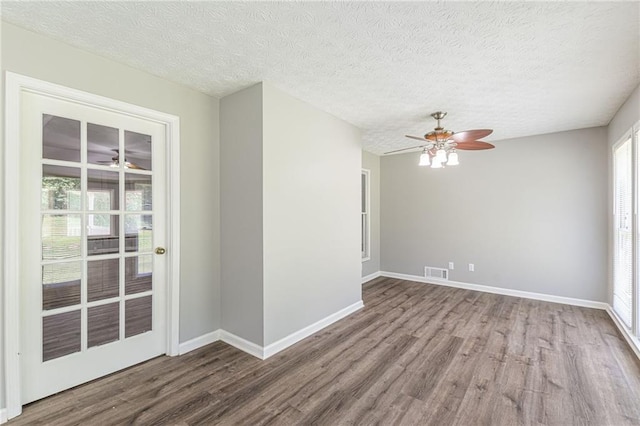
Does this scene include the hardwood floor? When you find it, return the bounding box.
[10,277,640,425]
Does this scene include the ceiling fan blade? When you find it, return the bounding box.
[384,143,429,155]
[405,135,428,142]
[451,129,493,143]
[126,162,146,170]
[455,141,495,150]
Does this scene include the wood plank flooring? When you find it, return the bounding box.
[10,277,640,425]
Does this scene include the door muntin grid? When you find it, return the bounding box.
[41,113,154,361]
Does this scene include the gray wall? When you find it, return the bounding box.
[381,127,608,302]
[262,83,362,345]
[1,22,221,409]
[362,150,381,278]
[608,84,640,146]
[607,84,640,304]
[220,84,265,345]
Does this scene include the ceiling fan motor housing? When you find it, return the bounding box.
[425,130,454,141]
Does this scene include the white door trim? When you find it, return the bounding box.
[3,71,181,420]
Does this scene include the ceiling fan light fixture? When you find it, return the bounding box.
[419,150,430,166]
[390,111,494,170]
[447,151,459,166]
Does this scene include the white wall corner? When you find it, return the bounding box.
[362,271,381,284]
[178,330,221,355]
[219,330,265,360]
[606,307,640,361]
[0,408,7,424]
[379,271,609,310]
[263,300,364,359]
[177,301,365,360]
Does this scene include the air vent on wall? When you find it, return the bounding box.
[424,266,448,280]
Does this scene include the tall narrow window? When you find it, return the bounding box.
[361,169,370,261]
[636,128,640,336]
[614,136,633,327]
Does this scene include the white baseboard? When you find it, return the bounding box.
[178,329,221,355]
[362,271,381,284]
[380,271,608,310]
[178,328,263,359]
[263,300,364,359]
[379,271,640,359]
[175,301,365,361]
[1,408,7,424]
[606,307,640,360]
[219,330,265,360]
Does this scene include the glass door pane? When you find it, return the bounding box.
[43,114,81,162]
[123,129,154,338]
[40,114,156,362]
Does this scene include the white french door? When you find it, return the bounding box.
[19,91,168,404]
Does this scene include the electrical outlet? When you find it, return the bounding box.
[468,263,475,272]
[448,262,454,270]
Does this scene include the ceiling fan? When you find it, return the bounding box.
[385,112,494,168]
[97,149,146,170]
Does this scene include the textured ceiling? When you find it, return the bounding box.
[2,1,639,154]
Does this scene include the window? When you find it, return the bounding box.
[361,169,370,261]
[612,121,640,340]
[613,136,633,327]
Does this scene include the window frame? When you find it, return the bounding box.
[612,131,634,329]
[361,168,371,262]
[635,122,640,338]
[611,119,640,340]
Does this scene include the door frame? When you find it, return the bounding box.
[3,71,181,419]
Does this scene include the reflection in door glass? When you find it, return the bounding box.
[42,214,82,260]
[87,170,119,210]
[88,302,120,348]
[42,166,81,210]
[87,123,119,166]
[125,296,152,337]
[43,115,81,162]
[125,215,152,253]
[125,173,152,211]
[125,255,152,294]
[88,258,120,302]
[87,214,120,256]
[43,310,81,361]
[124,130,152,171]
[42,261,81,310]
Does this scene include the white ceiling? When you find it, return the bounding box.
[2,1,638,154]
